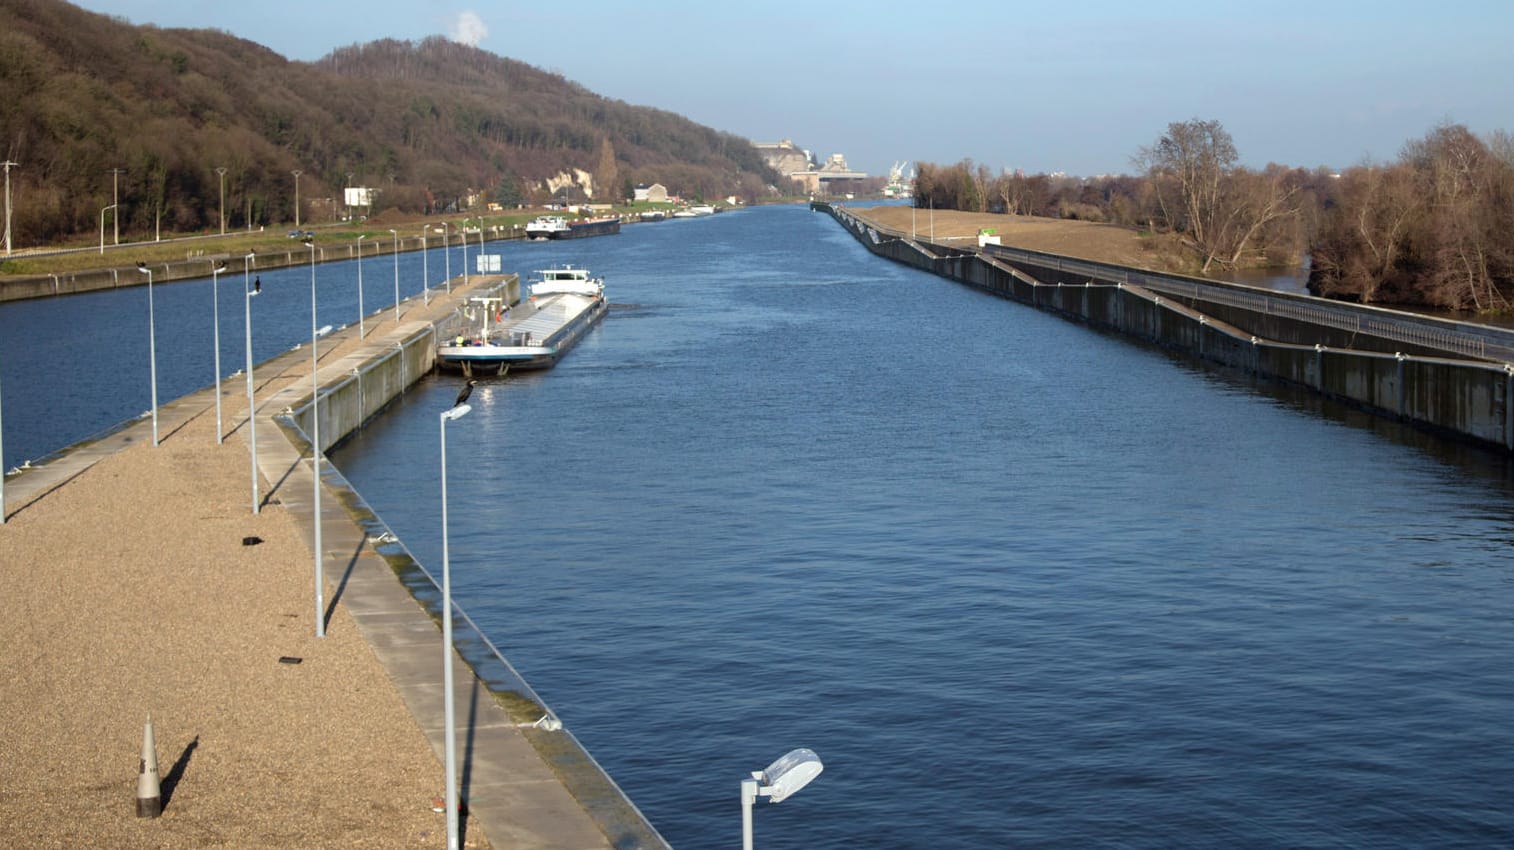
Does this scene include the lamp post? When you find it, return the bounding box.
[110,167,122,245]
[99,204,116,254]
[243,251,261,514]
[292,169,303,228]
[439,398,473,850]
[740,748,824,850]
[389,229,400,323]
[2,159,17,257]
[436,223,451,293]
[209,261,228,443]
[356,235,367,338]
[135,262,160,447]
[303,239,329,638]
[460,221,470,286]
[420,225,431,305]
[216,166,227,235]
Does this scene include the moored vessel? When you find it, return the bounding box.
[524,214,621,240]
[438,266,608,376]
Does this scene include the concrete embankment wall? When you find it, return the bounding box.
[820,204,1514,452]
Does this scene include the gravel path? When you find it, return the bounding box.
[0,341,488,847]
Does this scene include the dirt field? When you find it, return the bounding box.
[847,205,1170,270]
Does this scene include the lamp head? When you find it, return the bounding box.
[135,262,149,275]
[759,748,823,804]
[302,240,314,250]
[443,403,472,421]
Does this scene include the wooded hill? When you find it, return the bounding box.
[0,0,780,246]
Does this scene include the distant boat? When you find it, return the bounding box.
[524,215,569,239]
[672,204,717,219]
[437,267,607,376]
[639,210,667,222]
[524,214,621,240]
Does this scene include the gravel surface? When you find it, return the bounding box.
[0,374,488,847]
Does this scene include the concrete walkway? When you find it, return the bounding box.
[2,278,666,849]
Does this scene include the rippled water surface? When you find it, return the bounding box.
[332,205,1514,848]
[20,204,1513,848]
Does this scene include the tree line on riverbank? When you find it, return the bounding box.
[913,120,1514,312]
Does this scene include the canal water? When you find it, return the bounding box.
[0,236,472,471]
[323,205,1514,848]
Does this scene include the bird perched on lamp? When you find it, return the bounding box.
[454,379,477,408]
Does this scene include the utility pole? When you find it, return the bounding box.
[291,170,302,228]
[2,160,16,256]
[109,167,124,245]
[216,167,228,235]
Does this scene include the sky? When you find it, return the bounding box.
[68,0,1514,178]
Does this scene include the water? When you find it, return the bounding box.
[326,205,1514,848]
[0,238,475,470]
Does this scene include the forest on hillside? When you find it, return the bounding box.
[0,0,780,247]
[913,121,1514,312]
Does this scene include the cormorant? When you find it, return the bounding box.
[454,379,477,407]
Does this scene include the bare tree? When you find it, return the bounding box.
[1136,119,1304,273]
[1136,119,1236,251]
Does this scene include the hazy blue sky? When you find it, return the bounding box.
[71,0,1513,178]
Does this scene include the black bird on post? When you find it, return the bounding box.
[454,379,477,408]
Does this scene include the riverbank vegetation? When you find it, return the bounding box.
[0,0,778,249]
[913,120,1514,313]
[1310,124,1514,312]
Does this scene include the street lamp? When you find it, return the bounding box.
[243,251,261,514]
[292,169,303,228]
[3,159,17,257]
[389,228,400,323]
[216,166,228,235]
[303,239,331,638]
[435,223,451,293]
[420,225,431,305]
[439,397,473,850]
[460,221,470,286]
[100,204,116,254]
[135,262,160,447]
[741,748,824,850]
[209,261,228,443]
[356,234,367,338]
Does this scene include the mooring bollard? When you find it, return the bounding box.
[136,714,161,818]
